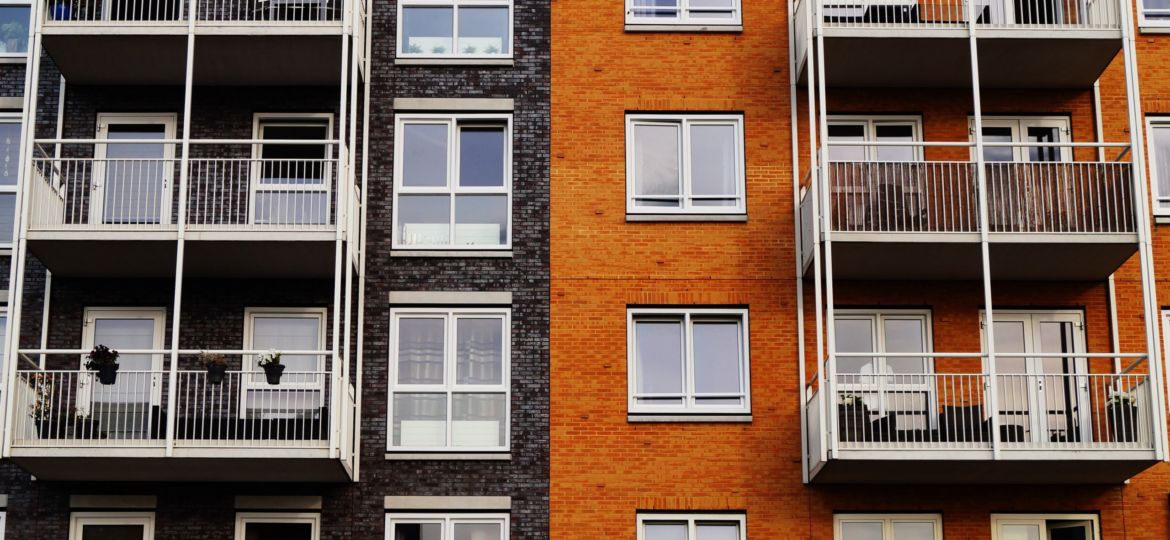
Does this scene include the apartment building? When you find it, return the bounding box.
[0,0,550,537]
[552,2,1170,540]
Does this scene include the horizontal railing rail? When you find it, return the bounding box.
[28,140,339,233]
[43,0,344,23]
[817,0,1121,30]
[820,353,1154,451]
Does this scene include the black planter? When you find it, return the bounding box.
[1108,402,1140,443]
[37,418,100,439]
[95,364,119,385]
[263,363,285,385]
[837,402,872,442]
[206,363,228,385]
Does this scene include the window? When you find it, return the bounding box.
[242,308,327,419]
[235,513,320,540]
[991,514,1099,540]
[637,514,746,540]
[826,116,921,162]
[835,514,942,540]
[389,308,509,451]
[252,114,333,226]
[0,113,20,247]
[386,514,508,540]
[69,512,155,540]
[626,114,746,215]
[1141,0,1170,24]
[626,0,742,26]
[627,308,750,415]
[398,0,512,58]
[1148,118,1170,214]
[393,114,512,249]
[0,3,29,57]
[834,310,933,432]
[970,116,1070,163]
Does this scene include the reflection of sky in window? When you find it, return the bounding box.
[0,122,18,186]
[0,7,29,54]
[457,7,509,54]
[403,7,453,53]
[459,127,505,187]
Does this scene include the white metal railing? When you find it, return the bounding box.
[43,0,343,22]
[815,353,1154,452]
[821,142,1136,235]
[816,0,1121,30]
[28,140,338,232]
[10,350,343,451]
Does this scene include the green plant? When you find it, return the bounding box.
[27,373,52,421]
[463,45,478,54]
[407,43,423,54]
[484,44,500,54]
[84,344,119,370]
[200,351,227,367]
[431,45,447,54]
[257,350,282,368]
[839,393,866,407]
[1108,390,1136,406]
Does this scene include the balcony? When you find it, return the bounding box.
[37,0,357,84]
[7,349,356,482]
[799,148,1138,280]
[793,0,1123,88]
[805,354,1160,483]
[24,139,344,277]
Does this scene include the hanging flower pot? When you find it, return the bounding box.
[201,352,228,385]
[85,344,120,386]
[258,350,284,386]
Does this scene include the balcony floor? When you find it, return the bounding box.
[11,451,352,482]
[810,450,1158,483]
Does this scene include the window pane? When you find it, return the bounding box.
[697,523,740,540]
[633,124,681,205]
[459,126,506,187]
[402,7,453,54]
[454,523,502,540]
[1026,126,1061,162]
[827,124,867,161]
[80,525,146,540]
[244,523,314,540]
[1152,126,1170,208]
[882,318,926,374]
[692,321,742,396]
[457,7,509,55]
[635,321,684,399]
[454,194,508,246]
[982,126,1015,162]
[252,316,320,372]
[452,393,506,447]
[393,393,447,447]
[834,318,875,374]
[690,124,738,201]
[403,123,449,187]
[632,0,680,18]
[0,7,29,55]
[394,523,442,540]
[0,193,15,245]
[840,522,883,540]
[893,522,936,540]
[0,122,20,185]
[457,318,504,385]
[688,0,736,19]
[1146,0,1170,18]
[874,124,915,162]
[397,318,445,385]
[260,124,329,183]
[254,192,328,225]
[645,522,687,540]
[398,194,451,246]
[999,524,1041,540]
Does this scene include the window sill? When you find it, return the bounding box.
[391,250,513,258]
[626,213,747,223]
[0,57,28,64]
[625,23,743,33]
[386,452,512,461]
[628,414,752,423]
[1155,215,1170,225]
[395,58,515,66]
[1140,25,1170,33]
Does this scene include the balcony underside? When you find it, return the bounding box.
[800,32,1121,88]
[41,32,344,85]
[809,451,1157,483]
[816,233,1137,280]
[26,233,337,277]
[11,452,351,482]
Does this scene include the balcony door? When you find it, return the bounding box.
[982,310,1089,445]
[992,515,1097,540]
[78,307,166,440]
[250,114,332,226]
[92,114,176,226]
[834,311,934,436]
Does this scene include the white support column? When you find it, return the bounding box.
[966,0,1000,460]
[2,0,46,457]
[813,0,839,459]
[328,12,352,460]
[1117,0,1168,460]
[806,0,828,466]
[789,0,810,484]
[353,0,371,480]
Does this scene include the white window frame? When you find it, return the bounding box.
[393,113,513,250]
[625,0,742,26]
[625,114,747,215]
[69,512,155,540]
[0,510,6,540]
[240,307,328,418]
[636,513,747,540]
[990,514,1099,540]
[397,0,514,59]
[627,307,751,415]
[234,512,320,540]
[250,113,334,226]
[385,513,509,539]
[969,115,1072,162]
[833,310,935,429]
[0,112,19,249]
[388,307,511,452]
[0,1,30,59]
[826,115,923,162]
[1139,0,1170,28]
[834,514,943,540]
[1146,116,1170,215]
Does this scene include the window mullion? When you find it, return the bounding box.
[684,312,695,410]
[446,313,455,448]
[448,119,458,245]
[451,5,460,56]
[680,119,691,210]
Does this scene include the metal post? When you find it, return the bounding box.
[806,0,828,466]
[328,4,352,460]
[814,0,840,459]
[789,0,810,484]
[352,0,371,479]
